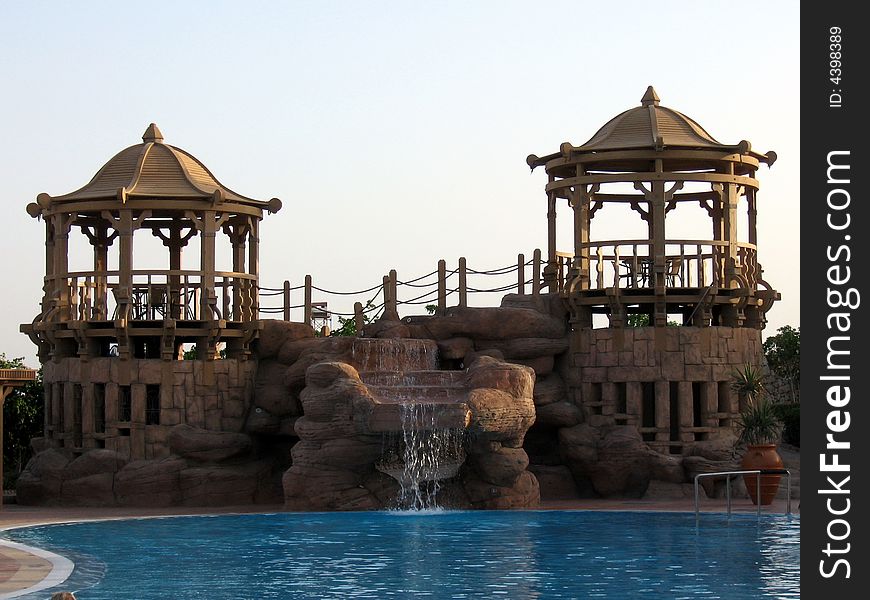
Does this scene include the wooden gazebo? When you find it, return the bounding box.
[22,124,282,362]
[527,87,779,329]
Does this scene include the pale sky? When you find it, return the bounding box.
[0,1,800,367]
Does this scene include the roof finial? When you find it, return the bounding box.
[142,123,164,143]
[640,86,660,107]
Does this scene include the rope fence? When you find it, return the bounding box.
[257,249,544,330]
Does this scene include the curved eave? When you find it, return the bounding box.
[166,144,263,204]
[39,198,270,220]
[49,143,145,201]
[39,192,275,211]
[527,146,775,171]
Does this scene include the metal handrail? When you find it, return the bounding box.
[694,469,791,521]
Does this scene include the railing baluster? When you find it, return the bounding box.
[614,246,621,288]
[283,280,291,321]
[223,277,231,321]
[596,246,604,289]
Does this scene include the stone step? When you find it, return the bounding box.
[367,402,471,433]
[348,338,438,372]
[368,385,468,404]
[360,370,466,388]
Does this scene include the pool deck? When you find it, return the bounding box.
[0,498,797,597]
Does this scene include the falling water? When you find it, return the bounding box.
[379,403,465,510]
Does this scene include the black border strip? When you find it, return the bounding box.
[801,3,868,596]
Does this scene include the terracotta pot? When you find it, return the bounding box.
[740,444,783,505]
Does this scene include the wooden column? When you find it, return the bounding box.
[544,183,558,291]
[42,219,55,316]
[153,222,195,320]
[248,218,260,318]
[722,164,740,287]
[223,220,250,321]
[650,164,667,277]
[746,186,758,246]
[51,213,73,320]
[84,222,117,320]
[200,210,217,320]
[573,181,592,290]
[118,209,134,303]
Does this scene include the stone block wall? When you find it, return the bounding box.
[564,326,764,455]
[41,357,256,461]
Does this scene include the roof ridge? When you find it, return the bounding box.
[125,141,154,195]
[165,144,217,197]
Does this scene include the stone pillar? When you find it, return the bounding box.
[131,384,146,460]
[79,388,94,448]
[678,381,694,444]
[626,381,642,426]
[702,381,718,428]
[63,381,75,440]
[654,380,670,445]
[601,382,618,417]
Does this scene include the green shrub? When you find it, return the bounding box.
[772,403,800,447]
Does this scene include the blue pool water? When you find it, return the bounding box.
[6,511,799,599]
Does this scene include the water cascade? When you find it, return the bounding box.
[377,403,466,510]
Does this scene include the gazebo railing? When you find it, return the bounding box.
[558,239,757,292]
[48,270,258,323]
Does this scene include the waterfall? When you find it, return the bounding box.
[378,403,465,510]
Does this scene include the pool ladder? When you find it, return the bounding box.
[694,469,792,521]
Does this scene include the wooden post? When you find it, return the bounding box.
[354,301,364,335]
[458,257,467,308]
[248,218,260,321]
[532,248,542,297]
[437,260,446,315]
[283,280,291,322]
[517,253,525,295]
[0,386,10,509]
[390,269,399,321]
[544,188,557,291]
[52,214,73,319]
[304,275,312,326]
[228,222,247,321]
[42,216,55,318]
[746,187,758,246]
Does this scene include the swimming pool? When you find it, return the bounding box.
[5,511,799,599]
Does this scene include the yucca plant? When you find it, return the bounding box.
[730,363,766,408]
[731,364,782,446]
[735,397,782,445]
